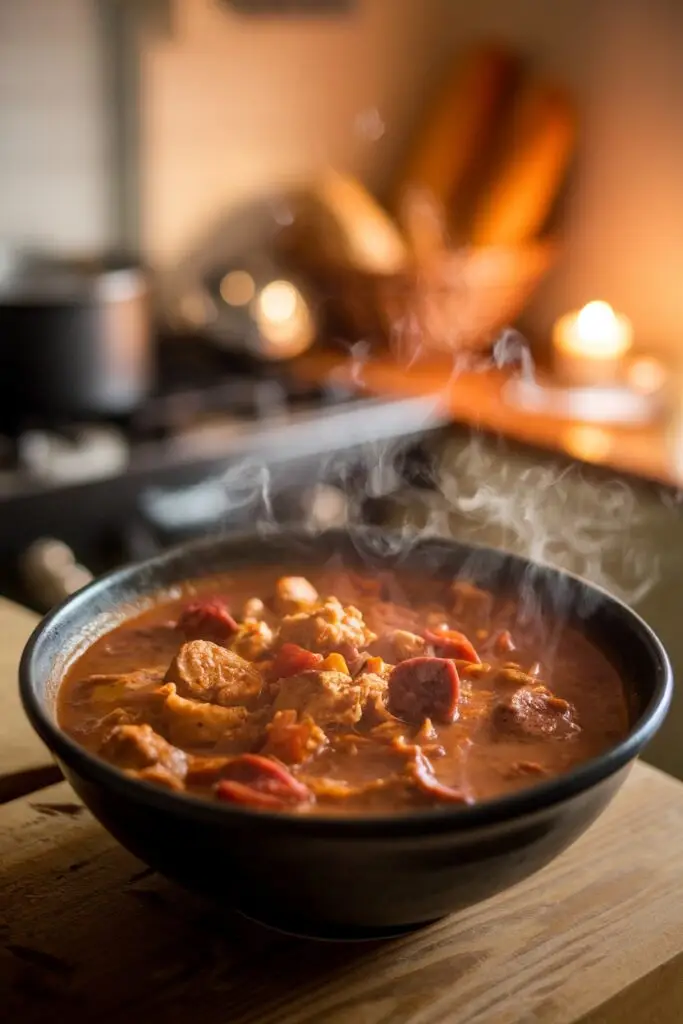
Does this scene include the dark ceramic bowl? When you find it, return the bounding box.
[19,529,672,941]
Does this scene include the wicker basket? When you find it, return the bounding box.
[295,242,554,358]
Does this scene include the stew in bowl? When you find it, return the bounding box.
[58,565,629,816]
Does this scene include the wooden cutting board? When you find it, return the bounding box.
[3,596,683,1022]
[0,598,52,784]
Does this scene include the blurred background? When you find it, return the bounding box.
[1,0,683,775]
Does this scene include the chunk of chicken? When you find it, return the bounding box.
[165,640,262,707]
[355,671,389,708]
[241,597,266,621]
[371,629,426,664]
[278,597,376,655]
[274,576,319,614]
[100,723,188,780]
[230,620,273,661]
[273,670,365,727]
[71,666,166,705]
[160,682,250,748]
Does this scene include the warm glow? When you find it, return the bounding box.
[553,300,633,385]
[258,280,299,324]
[253,279,315,360]
[220,270,255,306]
[562,425,612,463]
[571,301,632,357]
[179,291,216,327]
[577,300,618,338]
[627,356,667,394]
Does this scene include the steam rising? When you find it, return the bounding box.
[192,146,663,623]
[208,320,660,622]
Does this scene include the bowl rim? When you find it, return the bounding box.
[18,528,673,839]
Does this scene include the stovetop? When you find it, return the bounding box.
[0,335,447,607]
[0,337,364,491]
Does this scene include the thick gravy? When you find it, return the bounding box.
[58,567,629,815]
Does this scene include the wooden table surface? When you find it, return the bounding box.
[3,597,683,1024]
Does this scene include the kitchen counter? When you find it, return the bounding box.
[4,599,683,1022]
[293,350,678,489]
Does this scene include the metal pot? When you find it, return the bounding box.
[0,254,153,425]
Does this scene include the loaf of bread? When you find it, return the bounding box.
[393,42,520,246]
[469,81,577,247]
[289,170,409,275]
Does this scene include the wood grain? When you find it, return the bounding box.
[3,764,683,1024]
[0,598,51,785]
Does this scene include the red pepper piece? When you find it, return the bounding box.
[214,780,290,810]
[270,643,323,680]
[493,629,516,654]
[176,599,238,646]
[214,753,311,809]
[424,626,480,664]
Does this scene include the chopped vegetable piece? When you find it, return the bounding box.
[494,629,516,654]
[177,599,238,646]
[319,652,349,674]
[261,710,328,764]
[270,643,323,680]
[214,753,311,808]
[387,657,460,724]
[424,626,480,664]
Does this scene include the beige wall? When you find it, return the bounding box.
[0,0,110,253]
[454,0,683,362]
[4,0,683,360]
[140,0,450,267]
[141,0,683,361]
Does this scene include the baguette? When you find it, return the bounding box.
[394,42,519,244]
[469,81,577,247]
[314,170,408,274]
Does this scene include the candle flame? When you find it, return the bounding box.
[576,301,619,343]
[555,300,633,361]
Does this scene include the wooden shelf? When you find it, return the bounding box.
[294,350,677,488]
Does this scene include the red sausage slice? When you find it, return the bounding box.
[270,643,323,680]
[387,657,460,724]
[424,627,480,664]
[214,753,311,808]
[177,599,238,646]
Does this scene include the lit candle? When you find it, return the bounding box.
[553,301,633,386]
